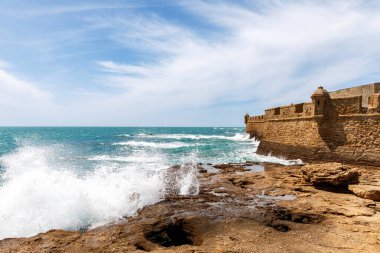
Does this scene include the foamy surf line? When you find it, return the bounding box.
[134,133,254,141]
[251,153,303,166]
[88,155,164,163]
[113,141,203,149]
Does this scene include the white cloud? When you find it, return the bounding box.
[97,61,153,76]
[2,1,380,126]
[86,13,200,54]
[91,0,380,125]
[0,68,53,124]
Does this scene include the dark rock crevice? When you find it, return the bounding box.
[144,219,201,247]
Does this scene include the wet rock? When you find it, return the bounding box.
[349,185,380,201]
[213,164,246,173]
[199,168,207,173]
[245,160,261,165]
[301,163,360,186]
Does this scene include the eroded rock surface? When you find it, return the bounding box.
[0,162,379,253]
[349,185,380,201]
[301,162,360,186]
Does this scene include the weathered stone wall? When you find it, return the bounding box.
[254,114,380,165]
[375,84,380,93]
[330,114,380,164]
[255,117,326,161]
[260,117,321,147]
[264,102,314,120]
[331,96,362,115]
[329,83,380,107]
[303,103,314,117]
[249,96,362,124]
[368,94,380,113]
[246,119,265,139]
[245,83,380,165]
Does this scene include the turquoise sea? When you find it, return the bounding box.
[0,127,300,239]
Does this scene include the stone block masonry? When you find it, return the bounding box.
[245,84,380,166]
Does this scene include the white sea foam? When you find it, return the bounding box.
[233,147,303,165]
[211,143,302,165]
[113,141,200,149]
[0,145,199,239]
[88,154,164,163]
[136,133,253,141]
[0,147,162,238]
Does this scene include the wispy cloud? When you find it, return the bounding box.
[86,13,200,55]
[2,1,145,17]
[1,1,380,126]
[0,68,51,104]
[92,0,380,123]
[97,61,153,76]
[0,66,56,126]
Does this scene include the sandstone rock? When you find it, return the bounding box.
[301,163,360,186]
[349,185,380,201]
[1,162,379,253]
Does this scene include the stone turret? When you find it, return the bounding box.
[311,86,330,116]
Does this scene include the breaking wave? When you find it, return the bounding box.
[0,145,199,239]
[117,134,130,137]
[134,133,252,141]
[113,141,202,149]
[88,154,164,163]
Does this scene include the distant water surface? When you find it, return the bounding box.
[0,127,301,239]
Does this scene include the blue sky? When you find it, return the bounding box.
[1,0,380,126]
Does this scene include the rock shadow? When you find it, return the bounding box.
[314,184,353,194]
[144,218,202,248]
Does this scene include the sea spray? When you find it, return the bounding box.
[163,163,200,196]
[0,145,167,239]
[163,151,200,196]
[178,163,200,195]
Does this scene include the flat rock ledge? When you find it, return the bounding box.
[349,185,380,201]
[0,162,379,253]
[301,162,360,186]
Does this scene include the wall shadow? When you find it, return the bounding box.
[316,101,348,151]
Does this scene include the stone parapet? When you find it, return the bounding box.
[245,83,380,166]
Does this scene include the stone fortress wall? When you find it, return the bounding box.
[245,83,380,165]
[329,83,380,107]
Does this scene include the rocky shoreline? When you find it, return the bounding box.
[0,162,379,253]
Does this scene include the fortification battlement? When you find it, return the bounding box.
[244,82,380,166]
[245,83,380,124]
